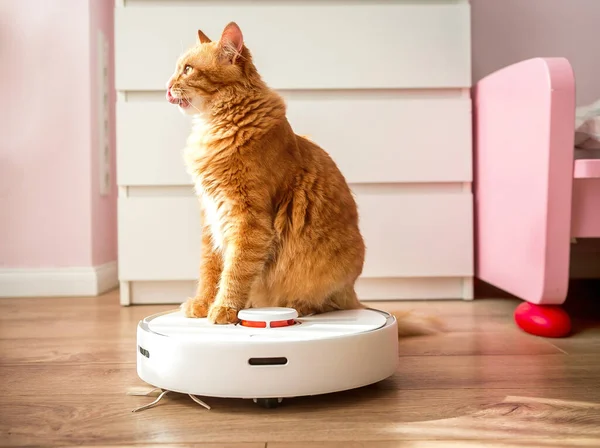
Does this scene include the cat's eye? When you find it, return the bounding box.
[184,65,193,75]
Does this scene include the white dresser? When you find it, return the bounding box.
[115,0,473,305]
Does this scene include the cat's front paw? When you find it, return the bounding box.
[181,297,210,318]
[207,304,239,324]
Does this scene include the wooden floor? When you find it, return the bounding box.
[1,288,600,447]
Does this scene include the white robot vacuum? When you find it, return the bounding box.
[136,307,398,409]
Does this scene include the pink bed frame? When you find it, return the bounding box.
[473,57,600,312]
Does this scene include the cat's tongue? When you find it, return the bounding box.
[166,89,190,108]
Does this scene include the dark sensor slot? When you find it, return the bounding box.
[138,346,150,358]
[248,357,288,366]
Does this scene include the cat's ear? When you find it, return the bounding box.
[218,22,244,64]
[197,29,211,44]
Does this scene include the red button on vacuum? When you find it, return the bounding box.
[238,308,298,328]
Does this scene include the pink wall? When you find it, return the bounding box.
[0,0,116,269]
[471,0,600,107]
[89,0,117,265]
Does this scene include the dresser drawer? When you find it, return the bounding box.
[359,191,472,278]
[117,191,473,280]
[117,93,472,186]
[115,2,471,91]
[118,196,201,280]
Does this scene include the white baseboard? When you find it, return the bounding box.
[0,261,119,298]
[119,276,474,306]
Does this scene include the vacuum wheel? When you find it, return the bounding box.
[253,398,283,409]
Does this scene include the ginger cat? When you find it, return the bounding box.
[167,22,443,335]
[168,23,365,324]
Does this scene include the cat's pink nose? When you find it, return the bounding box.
[166,89,176,104]
[166,76,175,103]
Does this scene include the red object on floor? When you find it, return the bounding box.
[514,302,572,338]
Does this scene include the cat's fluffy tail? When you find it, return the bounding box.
[388,310,445,337]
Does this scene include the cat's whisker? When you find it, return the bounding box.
[176,87,193,96]
[182,92,203,114]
